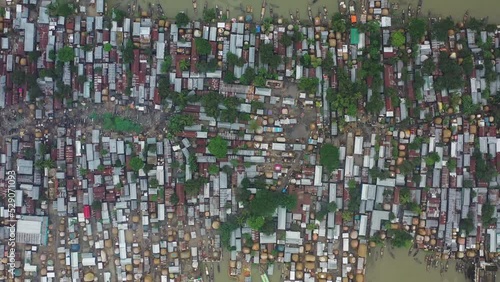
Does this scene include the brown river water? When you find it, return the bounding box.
[111,0,500,21]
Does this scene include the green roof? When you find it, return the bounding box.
[350,28,359,45]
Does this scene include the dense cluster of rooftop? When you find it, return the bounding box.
[0,0,500,281]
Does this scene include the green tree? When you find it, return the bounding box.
[91,200,102,210]
[240,67,255,85]
[459,213,474,235]
[331,13,346,33]
[161,56,173,73]
[57,46,75,63]
[97,164,105,171]
[149,178,159,188]
[195,38,212,55]
[473,150,498,182]
[259,44,281,69]
[208,164,219,174]
[103,43,112,52]
[462,55,474,76]
[170,192,180,205]
[462,95,480,116]
[168,114,194,135]
[425,152,441,166]
[28,51,41,62]
[434,52,464,90]
[129,156,144,172]
[203,8,216,22]
[175,12,190,27]
[223,71,237,84]
[12,70,26,86]
[201,92,223,117]
[247,216,265,230]
[407,18,426,42]
[481,201,495,226]
[320,144,340,173]
[184,177,208,196]
[208,136,228,158]
[421,58,436,76]
[298,77,319,94]
[432,17,455,41]
[47,0,75,17]
[366,92,384,115]
[179,59,190,71]
[122,39,135,64]
[322,51,334,71]
[447,159,457,170]
[279,33,292,47]
[391,230,413,248]
[391,31,405,48]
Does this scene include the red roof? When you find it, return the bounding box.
[384,65,395,88]
[83,205,91,219]
[175,183,186,204]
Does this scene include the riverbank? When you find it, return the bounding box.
[204,251,283,282]
[108,0,500,21]
[366,247,469,282]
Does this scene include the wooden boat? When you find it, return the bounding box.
[215,5,220,19]
[269,7,273,17]
[407,4,412,18]
[204,1,208,11]
[260,0,267,21]
[226,8,229,19]
[295,8,300,21]
[417,0,423,16]
[193,0,197,15]
[289,10,295,22]
[323,6,328,23]
[463,10,469,23]
[308,5,313,22]
[380,247,384,258]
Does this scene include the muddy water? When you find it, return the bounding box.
[401,0,500,20]
[366,247,469,282]
[111,0,500,21]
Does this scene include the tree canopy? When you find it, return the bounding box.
[432,17,455,41]
[434,52,464,90]
[331,13,347,33]
[298,77,319,94]
[201,92,223,117]
[202,8,216,22]
[184,178,208,196]
[473,150,498,182]
[195,38,212,56]
[481,201,496,226]
[91,113,142,133]
[320,144,340,173]
[175,12,190,26]
[391,230,413,248]
[391,31,405,48]
[208,136,228,159]
[168,114,194,135]
[407,18,426,42]
[326,69,363,116]
[129,156,144,172]
[425,152,441,166]
[57,46,75,63]
[259,43,281,69]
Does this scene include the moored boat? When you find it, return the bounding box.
[260,0,267,21]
